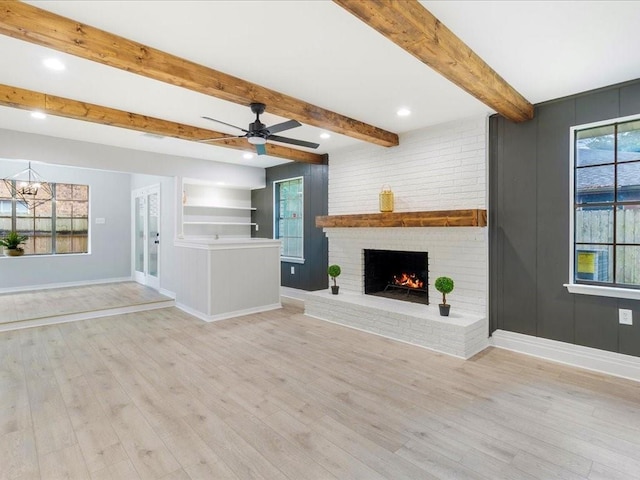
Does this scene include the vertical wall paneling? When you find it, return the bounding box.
[490,78,640,358]
[535,101,576,342]
[498,118,538,335]
[488,116,501,333]
[575,89,620,126]
[620,83,640,117]
[619,298,640,356]
[252,162,328,291]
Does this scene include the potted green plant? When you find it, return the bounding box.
[327,264,341,294]
[434,276,454,316]
[0,231,28,257]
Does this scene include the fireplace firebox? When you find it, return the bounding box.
[364,249,429,305]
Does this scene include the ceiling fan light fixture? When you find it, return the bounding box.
[247,136,267,145]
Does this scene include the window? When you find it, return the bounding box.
[274,177,304,262]
[0,181,89,255]
[568,115,640,298]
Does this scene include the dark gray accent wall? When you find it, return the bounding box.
[490,79,640,357]
[251,162,328,291]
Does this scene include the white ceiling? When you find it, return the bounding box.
[1,1,639,169]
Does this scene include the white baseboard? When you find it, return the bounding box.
[159,288,176,299]
[491,329,640,383]
[0,300,175,332]
[0,276,133,294]
[175,302,282,323]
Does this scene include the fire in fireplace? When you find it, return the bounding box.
[392,272,424,289]
[364,249,429,305]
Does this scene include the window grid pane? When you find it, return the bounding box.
[575,245,614,283]
[1,180,88,256]
[617,161,640,202]
[574,120,640,287]
[575,206,613,244]
[616,246,640,285]
[617,120,640,163]
[576,125,615,167]
[275,178,303,259]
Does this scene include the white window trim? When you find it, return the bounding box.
[280,256,305,265]
[564,283,640,300]
[565,112,640,300]
[273,176,304,263]
[0,181,91,257]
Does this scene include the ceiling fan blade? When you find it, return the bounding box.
[268,135,320,149]
[201,116,248,133]
[266,119,301,135]
[255,143,267,156]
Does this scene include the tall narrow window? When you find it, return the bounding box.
[0,181,89,255]
[571,117,640,290]
[274,177,304,262]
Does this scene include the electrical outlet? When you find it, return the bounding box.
[290,266,295,275]
[619,309,633,325]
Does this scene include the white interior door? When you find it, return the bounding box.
[133,185,160,290]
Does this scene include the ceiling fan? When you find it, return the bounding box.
[202,103,320,155]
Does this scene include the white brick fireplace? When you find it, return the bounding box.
[305,116,489,358]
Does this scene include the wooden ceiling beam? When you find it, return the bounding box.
[0,1,398,147]
[0,83,327,164]
[333,0,534,123]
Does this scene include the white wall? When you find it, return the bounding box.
[0,159,131,290]
[131,173,177,296]
[0,129,265,189]
[326,116,488,315]
[0,128,266,291]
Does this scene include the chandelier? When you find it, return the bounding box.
[2,162,53,209]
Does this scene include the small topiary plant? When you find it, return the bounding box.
[327,264,341,287]
[434,276,454,305]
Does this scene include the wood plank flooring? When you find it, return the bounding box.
[1,303,640,479]
[0,282,172,325]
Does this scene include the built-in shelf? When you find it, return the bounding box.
[316,209,487,228]
[184,221,257,226]
[178,177,257,239]
[184,204,256,211]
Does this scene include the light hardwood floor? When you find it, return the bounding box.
[0,282,171,325]
[1,303,640,480]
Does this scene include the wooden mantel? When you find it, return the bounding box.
[315,209,487,228]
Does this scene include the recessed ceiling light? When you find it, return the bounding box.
[30,111,47,120]
[243,153,254,159]
[43,58,65,71]
[397,108,411,117]
[320,132,331,140]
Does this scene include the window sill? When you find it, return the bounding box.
[281,257,305,265]
[564,283,640,301]
[0,252,90,259]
